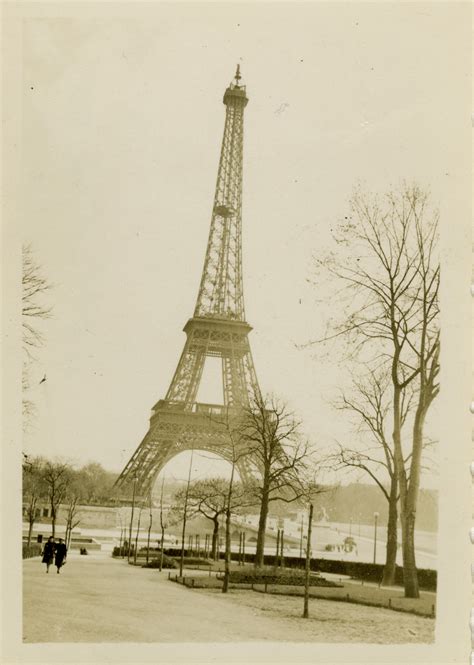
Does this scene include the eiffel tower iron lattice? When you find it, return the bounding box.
[116,66,262,495]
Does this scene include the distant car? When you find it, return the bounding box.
[343,536,357,552]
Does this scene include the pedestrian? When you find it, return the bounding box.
[54,538,67,574]
[42,536,55,574]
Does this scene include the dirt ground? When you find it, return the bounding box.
[23,553,434,644]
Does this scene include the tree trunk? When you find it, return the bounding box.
[179,507,187,577]
[134,509,142,565]
[159,526,165,572]
[303,503,314,618]
[391,378,416,598]
[222,506,232,593]
[180,450,194,577]
[51,504,56,539]
[401,509,419,597]
[27,495,37,546]
[146,510,152,565]
[381,475,398,586]
[211,518,219,560]
[400,406,426,598]
[223,461,236,594]
[128,479,137,563]
[255,486,270,568]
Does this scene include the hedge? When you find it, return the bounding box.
[23,543,42,559]
[114,545,437,592]
[224,552,437,592]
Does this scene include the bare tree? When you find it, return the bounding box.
[174,478,227,561]
[327,372,417,585]
[64,496,81,549]
[22,456,46,546]
[63,471,84,549]
[239,393,314,568]
[311,184,439,598]
[42,460,71,538]
[21,244,53,427]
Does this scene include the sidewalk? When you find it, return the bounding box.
[23,553,435,644]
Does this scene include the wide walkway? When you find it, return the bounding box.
[23,552,434,643]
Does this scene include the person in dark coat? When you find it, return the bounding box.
[42,536,55,573]
[54,538,67,573]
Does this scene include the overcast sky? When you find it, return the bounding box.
[20,2,467,487]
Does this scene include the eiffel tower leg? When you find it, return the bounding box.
[242,349,261,402]
[166,329,209,404]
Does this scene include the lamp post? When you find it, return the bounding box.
[373,511,379,564]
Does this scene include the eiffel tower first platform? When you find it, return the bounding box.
[116,67,262,495]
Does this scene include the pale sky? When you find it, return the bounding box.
[20,2,468,487]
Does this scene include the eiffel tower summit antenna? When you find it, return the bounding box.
[116,68,262,495]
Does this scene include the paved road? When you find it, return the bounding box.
[23,552,434,643]
[23,552,310,643]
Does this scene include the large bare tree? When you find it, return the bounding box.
[312,184,439,597]
[328,372,415,585]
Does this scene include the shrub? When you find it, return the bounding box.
[175,556,212,566]
[224,569,341,588]
[142,554,178,569]
[23,543,42,559]
[112,545,135,557]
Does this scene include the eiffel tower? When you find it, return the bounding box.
[116,66,262,495]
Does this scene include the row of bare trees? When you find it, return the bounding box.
[22,456,118,547]
[312,184,439,598]
[23,456,79,547]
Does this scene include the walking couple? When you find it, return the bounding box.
[42,536,67,574]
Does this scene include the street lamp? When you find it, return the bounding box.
[373,511,379,564]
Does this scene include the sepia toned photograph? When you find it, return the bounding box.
[1,1,471,664]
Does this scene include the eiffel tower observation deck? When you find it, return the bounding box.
[116,67,262,495]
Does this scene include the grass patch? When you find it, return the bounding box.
[253,583,436,618]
